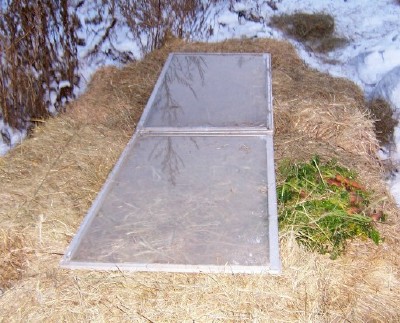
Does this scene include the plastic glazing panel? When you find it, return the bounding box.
[71,135,270,267]
[143,54,271,129]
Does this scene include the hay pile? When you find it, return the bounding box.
[270,13,347,53]
[1,38,399,321]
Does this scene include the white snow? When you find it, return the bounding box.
[50,91,58,106]
[232,3,248,12]
[354,49,400,86]
[0,119,26,155]
[1,0,400,204]
[73,1,139,97]
[59,80,71,89]
[217,12,239,26]
[373,66,400,111]
[392,82,400,110]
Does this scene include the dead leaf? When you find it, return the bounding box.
[369,211,384,222]
[326,178,343,187]
[347,206,361,215]
[335,174,366,191]
[349,192,364,206]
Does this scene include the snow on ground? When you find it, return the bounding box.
[206,0,400,204]
[0,120,25,156]
[1,0,400,202]
[208,0,400,101]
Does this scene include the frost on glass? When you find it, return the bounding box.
[72,135,270,267]
[144,54,270,128]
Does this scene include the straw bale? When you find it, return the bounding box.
[0,38,399,322]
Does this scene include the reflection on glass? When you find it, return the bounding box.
[145,54,269,128]
[72,136,270,267]
[149,137,199,185]
[64,53,278,273]
[151,56,207,125]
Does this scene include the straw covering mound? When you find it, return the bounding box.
[1,38,399,321]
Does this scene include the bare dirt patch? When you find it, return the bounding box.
[0,38,399,321]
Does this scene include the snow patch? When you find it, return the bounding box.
[0,119,26,156]
[232,3,248,12]
[59,80,71,89]
[373,66,400,111]
[354,49,400,85]
[217,12,238,26]
[389,173,400,206]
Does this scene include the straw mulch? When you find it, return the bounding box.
[1,38,399,322]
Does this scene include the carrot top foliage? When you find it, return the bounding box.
[277,156,382,259]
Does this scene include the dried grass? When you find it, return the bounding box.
[367,98,398,146]
[271,13,335,40]
[270,12,348,53]
[0,38,399,321]
[0,230,28,292]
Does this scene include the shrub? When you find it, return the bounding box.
[76,0,136,65]
[0,0,79,130]
[119,0,219,54]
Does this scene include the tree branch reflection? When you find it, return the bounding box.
[152,55,207,126]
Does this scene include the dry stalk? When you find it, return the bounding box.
[0,0,79,130]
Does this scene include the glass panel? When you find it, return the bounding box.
[72,135,270,267]
[144,54,270,128]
